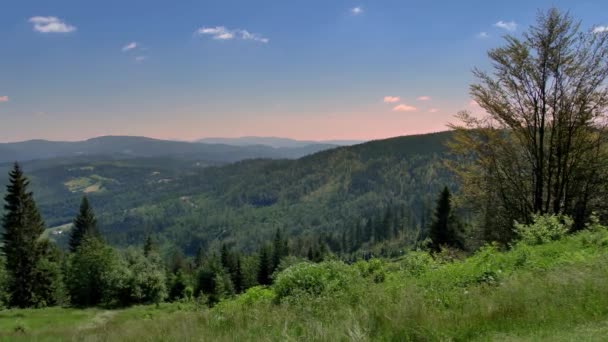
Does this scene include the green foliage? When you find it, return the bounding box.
[31,240,68,307]
[5,227,608,341]
[1,163,60,308]
[69,196,99,253]
[123,249,167,305]
[515,214,572,246]
[66,237,129,307]
[272,261,362,303]
[429,186,463,251]
[353,258,387,283]
[0,256,9,309]
[232,286,275,306]
[396,250,437,277]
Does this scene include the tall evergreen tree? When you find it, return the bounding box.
[257,245,272,285]
[429,187,462,252]
[271,229,288,271]
[1,163,47,307]
[69,196,99,252]
[233,256,244,293]
[143,234,156,257]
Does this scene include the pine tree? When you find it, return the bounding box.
[2,164,46,307]
[143,234,156,257]
[257,245,272,285]
[69,196,99,252]
[233,257,243,293]
[271,229,287,271]
[429,187,463,252]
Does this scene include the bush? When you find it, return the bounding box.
[514,214,572,246]
[234,286,275,306]
[398,251,436,277]
[66,237,130,307]
[273,261,362,303]
[123,249,168,305]
[353,258,386,283]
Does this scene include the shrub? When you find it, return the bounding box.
[124,249,168,305]
[66,237,130,307]
[234,286,275,306]
[273,261,361,303]
[398,251,437,277]
[354,258,386,283]
[514,214,572,246]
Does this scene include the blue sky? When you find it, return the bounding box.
[1,0,607,142]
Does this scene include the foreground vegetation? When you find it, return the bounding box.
[2,225,608,341]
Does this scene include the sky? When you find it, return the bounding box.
[1,0,607,142]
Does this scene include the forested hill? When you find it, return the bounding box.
[3,131,455,255]
[0,135,338,164]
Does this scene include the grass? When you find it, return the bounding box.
[63,175,115,193]
[2,228,608,341]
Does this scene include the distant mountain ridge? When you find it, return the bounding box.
[197,136,364,148]
[0,136,341,164]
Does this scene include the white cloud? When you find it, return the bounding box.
[28,16,76,33]
[0,96,8,103]
[196,26,269,43]
[477,32,490,39]
[122,42,138,52]
[383,96,400,103]
[134,56,147,62]
[393,104,417,112]
[494,21,517,32]
[417,96,431,101]
[351,7,363,15]
[429,108,439,113]
[593,26,608,34]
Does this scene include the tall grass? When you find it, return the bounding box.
[3,228,608,341]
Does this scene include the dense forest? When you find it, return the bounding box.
[2,8,608,341]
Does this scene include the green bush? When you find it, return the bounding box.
[353,258,386,283]
[66,237,130,307]
[514,214,572,246]
[273,261,362,303]
[123,249,168,305]
[397,251,436,277]
[234,286,275,306]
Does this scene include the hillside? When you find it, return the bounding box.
[2,131,454,253]
[197,136,363,148]
[0,136,338,164]
[2,225,608,341]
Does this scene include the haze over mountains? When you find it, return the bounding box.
[197,137,364,148]
[0,136,357,164]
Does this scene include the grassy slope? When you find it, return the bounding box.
[2,227,608,341]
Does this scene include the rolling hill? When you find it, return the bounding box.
[1,131,455,253]
[0,136,339,164]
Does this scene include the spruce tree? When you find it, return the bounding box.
[143,234,156,257]
[1,163,46,308]
[429,187,463,252]
[257,245,272,285]
[271,229,288,271]
[69,196,99,252]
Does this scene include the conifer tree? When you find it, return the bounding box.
[429,187,463,252]
[1,163,48,308]
[69,196,99,252]
[143,234,156,257]
[257,245,272,285]
[271,229,288,271]
[233,256,243,293]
